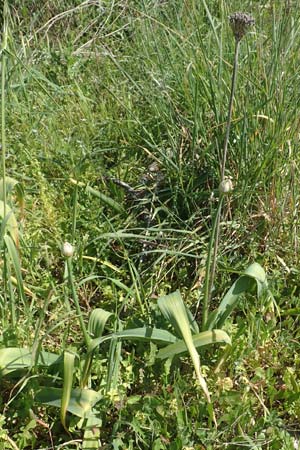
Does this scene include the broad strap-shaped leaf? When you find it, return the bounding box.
[206,263,267,330]
[158,290,199,337]
[0,177,24,216]
[0,202,19,246]
[82,326,177,388]
[81,309,114,387]
[36,387,101,418]
[156,329,231,360]
[157,291,211,404]
[61,350,76,430]
[4,235,26,306]
[87,327,177,355]
[88,308,114,339]
[0,347,60,376]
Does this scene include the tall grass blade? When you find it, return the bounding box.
[201,0,220,48]
[69,178,124,213]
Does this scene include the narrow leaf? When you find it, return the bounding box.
[69,178,123,213]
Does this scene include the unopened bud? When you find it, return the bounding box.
[219,178,233,195]
[61,242,74,258]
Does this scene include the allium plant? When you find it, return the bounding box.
[202,12,255,329]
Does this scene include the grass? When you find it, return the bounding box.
[1,0,300,448]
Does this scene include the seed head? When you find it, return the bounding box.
[219,178,233,195]
[229,12,255,42]
[61,242,74,258]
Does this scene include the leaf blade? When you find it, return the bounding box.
[156,329,231,360]
[206,263,267,330]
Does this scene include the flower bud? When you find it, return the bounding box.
[219,178,233,195]
[61,242,74,258]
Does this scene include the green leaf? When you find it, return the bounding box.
[0,202,19,246]
[61,351,76,430]
[88,327,177,355]
[0,347,60,376]
[88,308,114,339]
[83,415,102,449]
[0,177,19,200]
[4,235,26,307]
[36,387,101,418]
[0,177,24,214]
[81,309,114,387]
[206,263,267,330]
[69,178,124,213]
[156,329,231,359]
[86,185,124,213]
[158,290,199,336]
[157,291,212,404]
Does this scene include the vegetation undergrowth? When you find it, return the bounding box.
[1,1,300,449]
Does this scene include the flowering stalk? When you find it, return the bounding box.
[202,13,254,330]
[1,1,8,219]
[62,242,90,346]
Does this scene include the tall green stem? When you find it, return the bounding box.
[1,1,8,309]
[201,196,224,329]
[71,184,78,244]
[202,39,240,330]
[1,1,8,219]
[66,257,90,346]
[221,40,240,181]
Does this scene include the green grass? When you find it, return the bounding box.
[1,0,300,448]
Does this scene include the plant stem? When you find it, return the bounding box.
[1,1,8,309]
[71,183,78,244]
[221,39,240,181]
[66,257,90,346]
[201,196,224,329]
[202,39,240,329]
[1,1,8,219]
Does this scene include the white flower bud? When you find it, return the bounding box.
[219,178,233,195]
[61,242,74,258]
